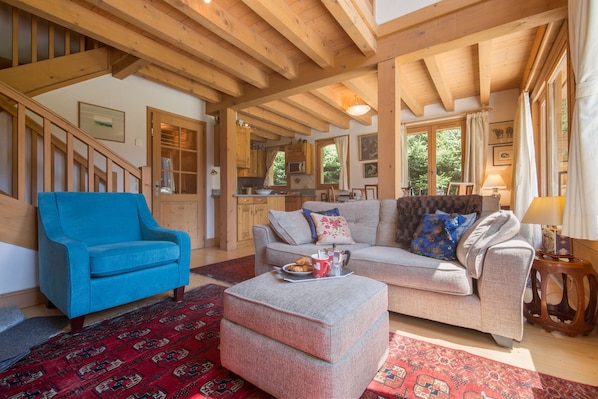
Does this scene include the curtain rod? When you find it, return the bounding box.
[403,108,493,127]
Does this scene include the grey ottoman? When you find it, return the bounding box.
[220,271,389,399]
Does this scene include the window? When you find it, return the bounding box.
[406,121,464,195]
[315,137,345,189]
[266,150,287,187]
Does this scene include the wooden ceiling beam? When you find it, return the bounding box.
[311,85,372,125]
[478,40,492,106]
[261,101,330,132]
[163,0,297,80]
[110,50,150,80]
[241,0,334,68]
[89,0,269,89]
[8,0,244,96]
[522,21,562,92]
[137,64,222,103]
[341,76,378,111]
[241,107,312,136]
[399,70,424,117]
[423,55,454,112]
[322,0,376,56]
[284,93,351,129]
[238,114,286,140]
[351,0,378,36]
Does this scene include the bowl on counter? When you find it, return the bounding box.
[255,189,273,195]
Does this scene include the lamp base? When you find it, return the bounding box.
[490,188,501,203]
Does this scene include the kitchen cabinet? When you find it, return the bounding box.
[285,195,316,211]
[237,149,265,177]
[284,142,314,174]
[236,126,251,168]
[237,196,284,242]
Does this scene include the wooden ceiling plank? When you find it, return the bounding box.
[478,40,492,106]
[110,51,150,80]
[285,93,351,129]
[163,0,297,80]
[398,71,424,117]
[88,0,269,89]
[7,0,244,96]
[262,100,330,132]
[321,0,376,56]
[311,86,372,125]
[241,0,334,68]
[137,64,222,103]
[341,76,378,110]
[242,107,312,136]
[423,55,454,112]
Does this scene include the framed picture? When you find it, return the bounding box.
[363,162,378,178]
[358,133,378,161]
[364,184,378,199]
[558,171,567,196]
[489,121,514,145]
[492,145,513,166]
[78,102,125,143]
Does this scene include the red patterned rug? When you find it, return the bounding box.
[1,284,596,399]
[190,255,255,285]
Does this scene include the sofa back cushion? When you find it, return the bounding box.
[302,200,379,245]
[456,210,521,278]
[395,195,485,249]
[268,209,313,245]
[54,192,143,246]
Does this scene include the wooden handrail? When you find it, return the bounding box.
[0,80,144,206]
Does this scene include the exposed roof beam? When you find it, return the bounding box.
[90,0,269,89]
[241,0,334,68]
[423,55,454,112]
[342,76,378,111]
[399,70,424,117]
[163,0,297,80]
[137,64,222,103]
[262,101,330,132]
[521,21,562,92]
[284,93,351,129]
[237,114,288,140]
[110,50,150,80]
[8,0,244,96]
[351,0,378,36]
[478,40,492,106]
[311,85,372,125]
[241,107,312,136]
[322,0,376,56]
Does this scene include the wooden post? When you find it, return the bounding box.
[377,58,402,199]
[219,108,238,250]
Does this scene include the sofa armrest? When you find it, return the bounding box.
[253,224,283,275]
[477,236,535,341]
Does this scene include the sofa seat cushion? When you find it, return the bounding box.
[265,242,370,270]
[223,271,388,363]
[89,241,180,277]
[350,246,473,295]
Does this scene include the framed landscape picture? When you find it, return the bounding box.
[358,133,378,161]
[489,121,514,145]
[493,145,513,166]
[79,102,125,143]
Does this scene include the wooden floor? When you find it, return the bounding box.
[22,246,598,387]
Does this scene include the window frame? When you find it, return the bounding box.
[315,136,350,190]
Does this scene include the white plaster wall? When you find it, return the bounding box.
[0,242,38,294]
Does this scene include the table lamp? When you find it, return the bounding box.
[483,174,507,202]
[521,196,570,255]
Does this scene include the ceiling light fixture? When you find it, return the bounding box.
[346,95,371,116]
[204,0,211,3]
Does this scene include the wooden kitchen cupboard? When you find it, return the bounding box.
[237,148,265,177]
[237,196,284,243]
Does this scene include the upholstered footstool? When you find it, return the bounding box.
[220,271,389,399]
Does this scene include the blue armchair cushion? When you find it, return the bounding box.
[89,241,180,277]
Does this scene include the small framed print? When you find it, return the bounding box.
[493,145,513,166]
[358,133,378,161]
[363,162,378,178]
[489,121,514,145]
[79,102,125,142]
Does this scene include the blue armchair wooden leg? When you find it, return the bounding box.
[71,316,85,333]
[174,286,185,302]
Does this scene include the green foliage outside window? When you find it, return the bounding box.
[271,151,286,186]
[321,144,340,184]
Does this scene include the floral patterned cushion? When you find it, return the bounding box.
[302,207,340,239]
[410,213,460,260]
[310,213,356,245]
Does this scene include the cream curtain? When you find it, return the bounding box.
[562,0,598,240]
[263,146,281,187]
[511,92,541,248]
[334,136,349,190]
[463,111,488,193]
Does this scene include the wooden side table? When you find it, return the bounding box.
[524,251,598,336]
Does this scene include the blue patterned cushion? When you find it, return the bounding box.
[302,208,340,239]
[410,213,459,260]
[435,210,477,241]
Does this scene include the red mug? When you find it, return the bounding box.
[311,254,330,278]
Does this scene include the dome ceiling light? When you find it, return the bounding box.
[346,95,371,116]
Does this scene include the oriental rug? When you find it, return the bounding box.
[190,255,255,285]
[1,284,596,399]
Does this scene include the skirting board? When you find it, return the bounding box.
[0,287,44,309]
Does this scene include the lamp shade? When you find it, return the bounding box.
[483,173,506,189]
[346,95,371,116]
[521,196,566,226]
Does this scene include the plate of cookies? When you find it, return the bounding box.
[282,256,313,276]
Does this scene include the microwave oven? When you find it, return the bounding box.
[287,161,306,174]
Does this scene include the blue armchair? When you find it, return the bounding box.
[37,192,190,332]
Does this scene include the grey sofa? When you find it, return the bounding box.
[252,195,535,348]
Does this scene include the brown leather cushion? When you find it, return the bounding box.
[395,195,484,248]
